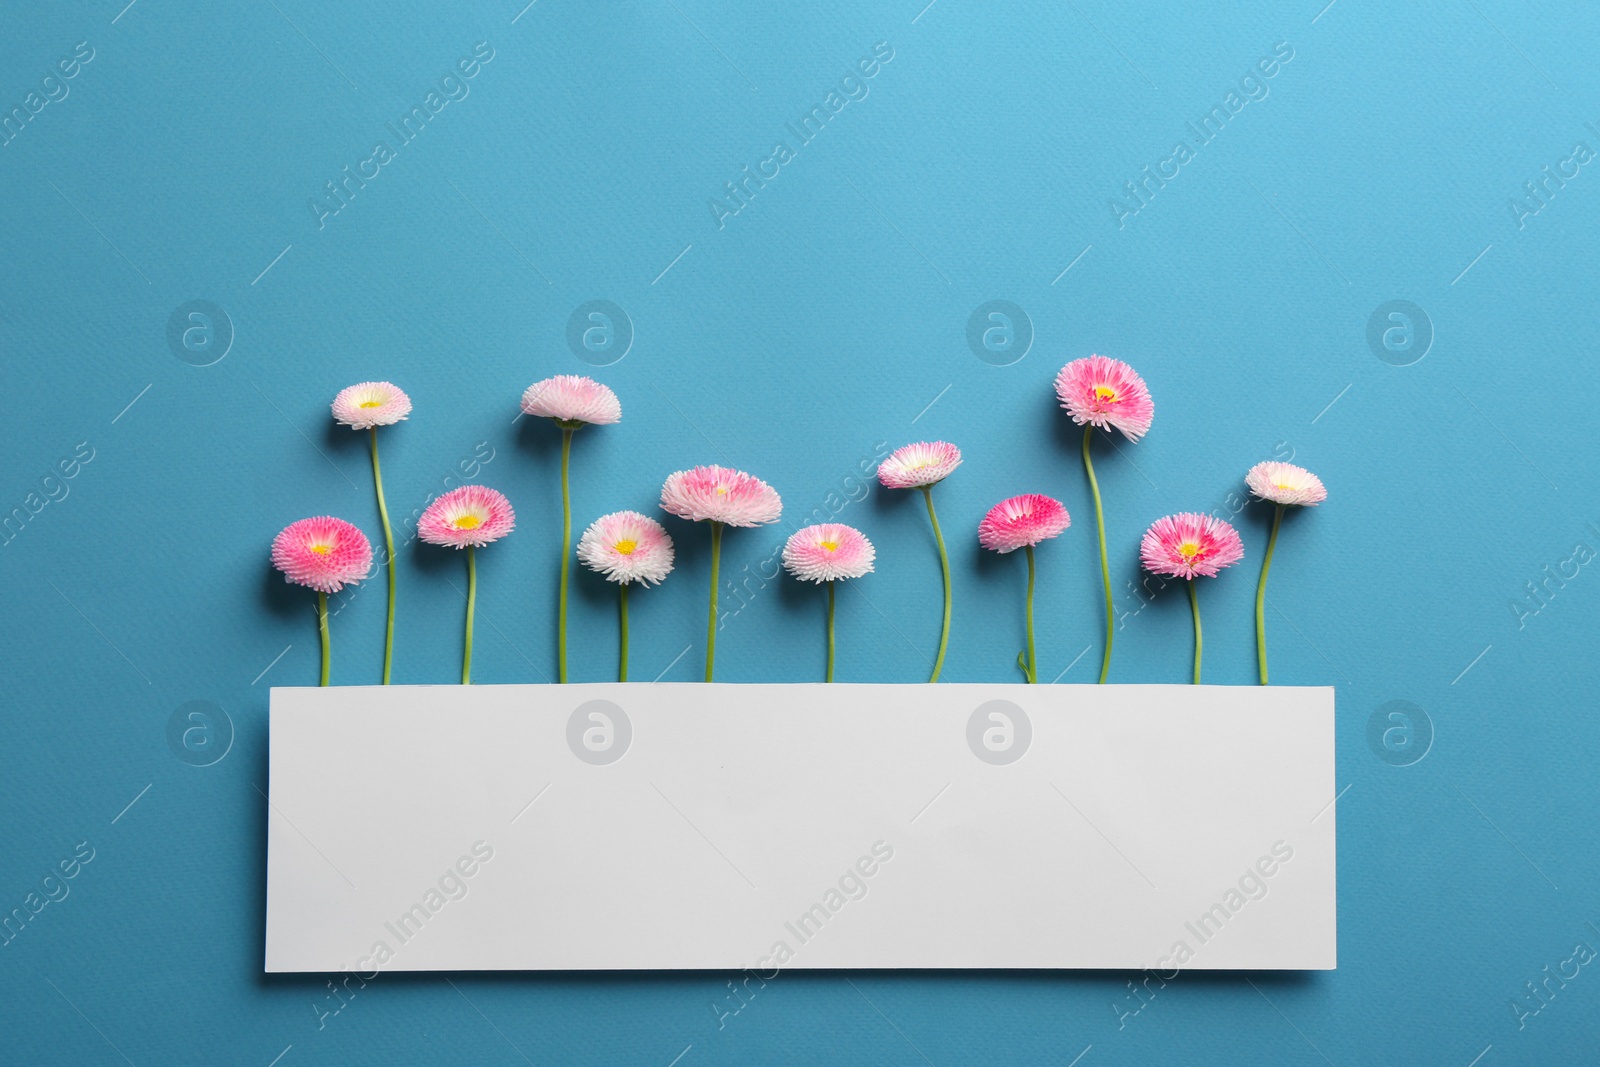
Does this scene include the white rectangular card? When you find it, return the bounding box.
[265,683,1335,972]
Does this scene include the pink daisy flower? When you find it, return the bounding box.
[271,516,373,686]
[1062,360,1152,684]
[331,381,411,430]
[578,511,675,586]
[332,381,409,684]
[660,465,782,681]
[417,485,516,549]
[520,375,621,426]
[1246,461,1327,507]
[1140,512,1244,580]
[1142,513,1243,685]
[1054,356,1154,442]
[783,524,875,583]
[579,511,673,682]
[782,524,875,683]
[1247,462,1326,686]
[877,441,961,682]
[877,441,962,489]
[271,516,373,594]
[978,494,1071,554]
[978,496,1070,683]
[521,376,618,683]
[660,466,783,528]
[417,486,514,685]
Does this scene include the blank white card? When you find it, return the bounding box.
[265,683,1335,972]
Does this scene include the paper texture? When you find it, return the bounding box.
[265,683,1335,972]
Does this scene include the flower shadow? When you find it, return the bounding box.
[513,413,567,462]
[259,549,308,614]
[572,554,624,610]
[322,418,369,458]
[973,541,1032,681]
[409,531,465,577]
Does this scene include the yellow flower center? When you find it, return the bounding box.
[820,540,839,552]
[359,400,383,408]
[1179,542,1201,559]
[454,514,482,530]
[1276,483,1294,491]
[1094,385,1119,402]
[311,543,331,555]
[614,539,638,555]
[716,486,728,495]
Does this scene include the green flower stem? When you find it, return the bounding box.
[1188,578,1202,685]
[826,581,836,683]
[920,485,951,683]
[463,545,477,685]
[558,426,574,684]
[317,591,330,687]
[618,583,630,683]
[1256,503,1284,685]
[705,521,723,682]
[369,427,396,685]
[1024,545,1038,684]
[1083,425,1113,684]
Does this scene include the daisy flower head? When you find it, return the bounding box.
[520,375,621,427]
[331,381,411,430]
[978,494,1071,554]
[783,524,875,583]
[877,441,963,490]
[1141,512,1244,580]
[271,517,373,593]
[1246,461,1327,507]
[418,485,516,548]
[578,511,675,585]
[660,466,782,527]
[1054,356,1154,441]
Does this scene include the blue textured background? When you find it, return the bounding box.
[2,0,1596,1063]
